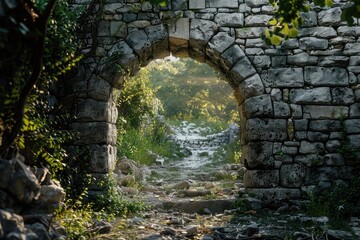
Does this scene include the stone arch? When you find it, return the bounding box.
[69,0,360,202]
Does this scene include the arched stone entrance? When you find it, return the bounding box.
[69,0,360,202]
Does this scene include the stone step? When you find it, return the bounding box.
[158,198,236,214]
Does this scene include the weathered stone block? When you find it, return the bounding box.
[300,11,317,27]
[214,13,244,27]
[243,94,273,118]
[8,160,41,204]
[344,43,360,55]
[325,140,341,152]
[299,37,328,50]
[246,188,301,203]
[244,15,272,26]
[281,39,299,49]
[220,44,245,71]
[104,3,127,14]
[236,27,266,38]
[318,7,342,26]
[230,57,256,84]
[146,24,168,57]
[281,145,298,156]
[241,142,274,168]
[89,145,116,173]
[244,170,279,188]
[299,27,337,38]
[349,56,360,66]
[287,52,318,66]
[73,77,113,101]
[98,21,114,38]
[308,131,329,142]
[125,30,152,65]
[190,19,218,49]
[262,68,304,88]
[331,87,355,105]
[169,18,189,47]
[236,74,264,104]
[295,154,324,166]
[350,103,360,118]
[344,119,360,133]
[318,56,349,67]
[72,122,117,145]
[273,101,291,118]
[294,119,308,131]
[303,105,348,119]
[305,167,339,187]
[245,118,287,141]
[309,120,341,132]
[74,99,118,124]
[109,41,138,71]
[245,0,268,7]
[290,104,303,118]
[290,87,331,105]
[206,32,235,60]
[299,141,325,154]
[280,164,305,188]
[110,21,127,38]
[209,0,238,8]
[338,26,360,36]
[245,47,264,55]
[252,55,271,69]
[189,0,205,9]
[324,153,344,166]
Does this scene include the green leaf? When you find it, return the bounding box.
[288,28,299,38]
[325,0,333,7]
[269,18,277,26]
[270,34,283,46]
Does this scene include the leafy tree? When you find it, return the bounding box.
[148,59,238,123]
[0,0,81,174]
[0,0,58,156]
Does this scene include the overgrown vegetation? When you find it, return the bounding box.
[116,68,185,165]
[148,59,238,123]
[94,174,147,216]
[306,173,360,222]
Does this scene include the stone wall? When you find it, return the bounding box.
[69,0,360,202]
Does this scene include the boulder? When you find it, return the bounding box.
[115,156,143,181]
[7,159,41,204]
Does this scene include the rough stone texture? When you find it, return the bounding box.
[280,164,305,188]
[68,0,360,199]
[244,170,279,188]
[7,160,41,204]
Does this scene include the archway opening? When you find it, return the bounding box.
[114,56,243,200]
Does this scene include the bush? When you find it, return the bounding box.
[93,174,146,216]
[307,173,360,221]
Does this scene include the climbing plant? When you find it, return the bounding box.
[148,0,360,46]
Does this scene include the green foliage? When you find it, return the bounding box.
[18,0,80,173]
[148,59,238,123]
[117,121,183,165]
[117,68,185,165]
[233,198,251,212]
[117,68,160,130]
[306,174,360,221]
[94,174,147,216]
[263,0,360,45]
[211,140,242,164]
[56,191,96,239]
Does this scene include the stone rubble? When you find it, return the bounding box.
[0,158,66,239]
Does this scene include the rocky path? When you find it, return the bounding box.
[97,122,360,240]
